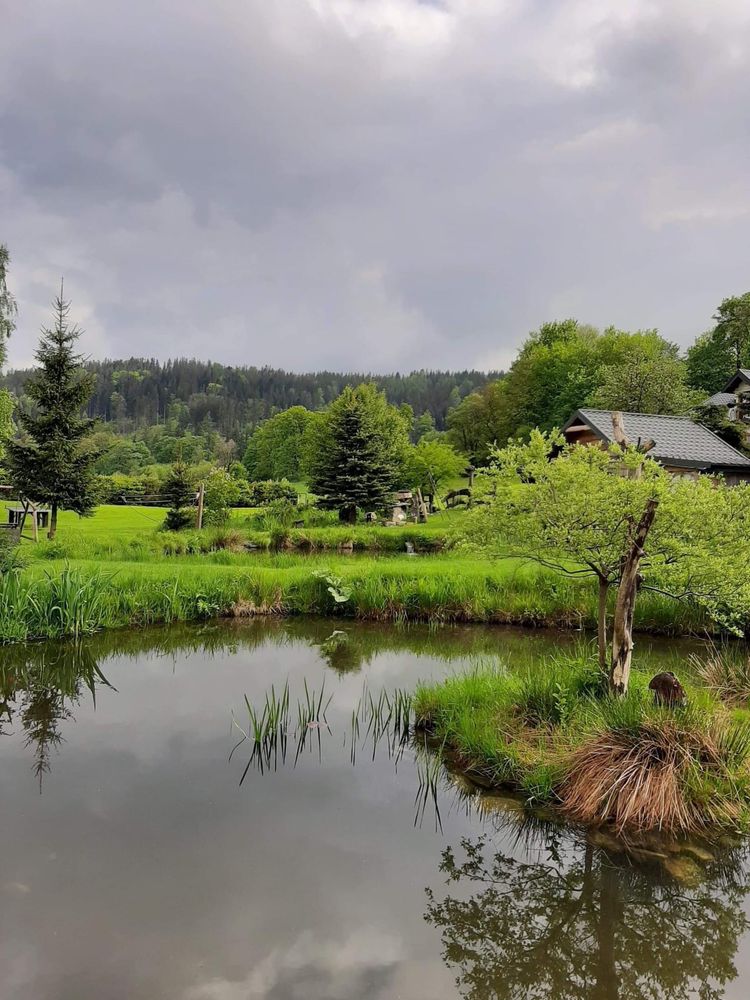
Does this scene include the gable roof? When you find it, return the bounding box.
[722,370,750,393]
[563,408,750,469]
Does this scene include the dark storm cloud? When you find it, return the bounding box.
[1,0,749,370]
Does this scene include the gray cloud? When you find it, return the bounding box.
[1,0,749,371]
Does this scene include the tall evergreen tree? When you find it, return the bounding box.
[307,384,409,522]
[7,288,99,539]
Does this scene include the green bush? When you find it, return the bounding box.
[244,479,298,506]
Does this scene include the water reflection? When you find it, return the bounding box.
[0,621,748,998]
[425,822,750,1000]
[0,642,110,789]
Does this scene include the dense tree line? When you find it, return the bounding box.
[0,358,499,446]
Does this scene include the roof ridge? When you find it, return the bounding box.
[579,407,696,422]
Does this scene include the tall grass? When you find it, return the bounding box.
[0,551,718,646]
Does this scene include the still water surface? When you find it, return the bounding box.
[1,618,749,1000]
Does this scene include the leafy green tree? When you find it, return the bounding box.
[447,382,511,462]
[686,294,750,394]
[412,410,436,442]
[590,348,699,414]
[306,384,410,522]
[94,437,153,475]
[202,468,241,526]
[243,406,314,481]
[406,439,466,500]
[7,290,99,539]
[714,293,750,369]
[461,429,750,691]
[693,404,747,452]
[686,331,736,394]
[0,244,17,367]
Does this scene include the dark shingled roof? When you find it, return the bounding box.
[722,370,750,393]
[564,408,750,469]
[704,392,737,407]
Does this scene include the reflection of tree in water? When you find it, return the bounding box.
[0,641,108,790]
[425,826,750,1000]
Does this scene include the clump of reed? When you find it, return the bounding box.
[690,645,750,707]
[560,701,750,835]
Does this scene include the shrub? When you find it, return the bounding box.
[163,508,194,531]
[244,479,298,507]
[202,469,241,526]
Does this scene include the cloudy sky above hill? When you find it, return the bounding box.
[1,0,749,371]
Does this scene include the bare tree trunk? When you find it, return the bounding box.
[339,504,357,524]
[47,503,58,541]
[597,576,609,674]
[609,499,658,695]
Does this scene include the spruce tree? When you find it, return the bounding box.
[308,384,409,522]
[162,460,196,530]
[7,288,98,539]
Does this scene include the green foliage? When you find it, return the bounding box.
[243,406,315,480]
[94,436,153,475]
[590,340,700,414]
[693,404,747,452]
[202,468,241,526]
[306,383,410,520]
[460,430,750,653]
[714,292,750,369]
[405,438,466,495]
[161,460,195,511]
[6,291,99,536]
[161,461,195,530]
[243,479,298,506]
[686,331,737,394]
[686,293,750,393]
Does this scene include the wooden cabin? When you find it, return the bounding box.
[563,408,750,484]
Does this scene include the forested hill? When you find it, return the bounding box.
[0,358,501,440]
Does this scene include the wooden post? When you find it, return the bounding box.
[416,488,429,523]
[196,483,205,530]
[31,504,38,544]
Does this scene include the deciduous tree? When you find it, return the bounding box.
[461,428,750,693]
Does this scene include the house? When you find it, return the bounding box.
[562,408,750,484]
[703,370,750,421]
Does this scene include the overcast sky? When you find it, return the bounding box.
[1,0,748,372]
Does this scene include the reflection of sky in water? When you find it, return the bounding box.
[0,619,747,999]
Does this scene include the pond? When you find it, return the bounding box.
[1,618,749,999]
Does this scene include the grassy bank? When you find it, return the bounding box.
[413,656,750,836]
[1,554,710,644]
[0,503,715,645]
